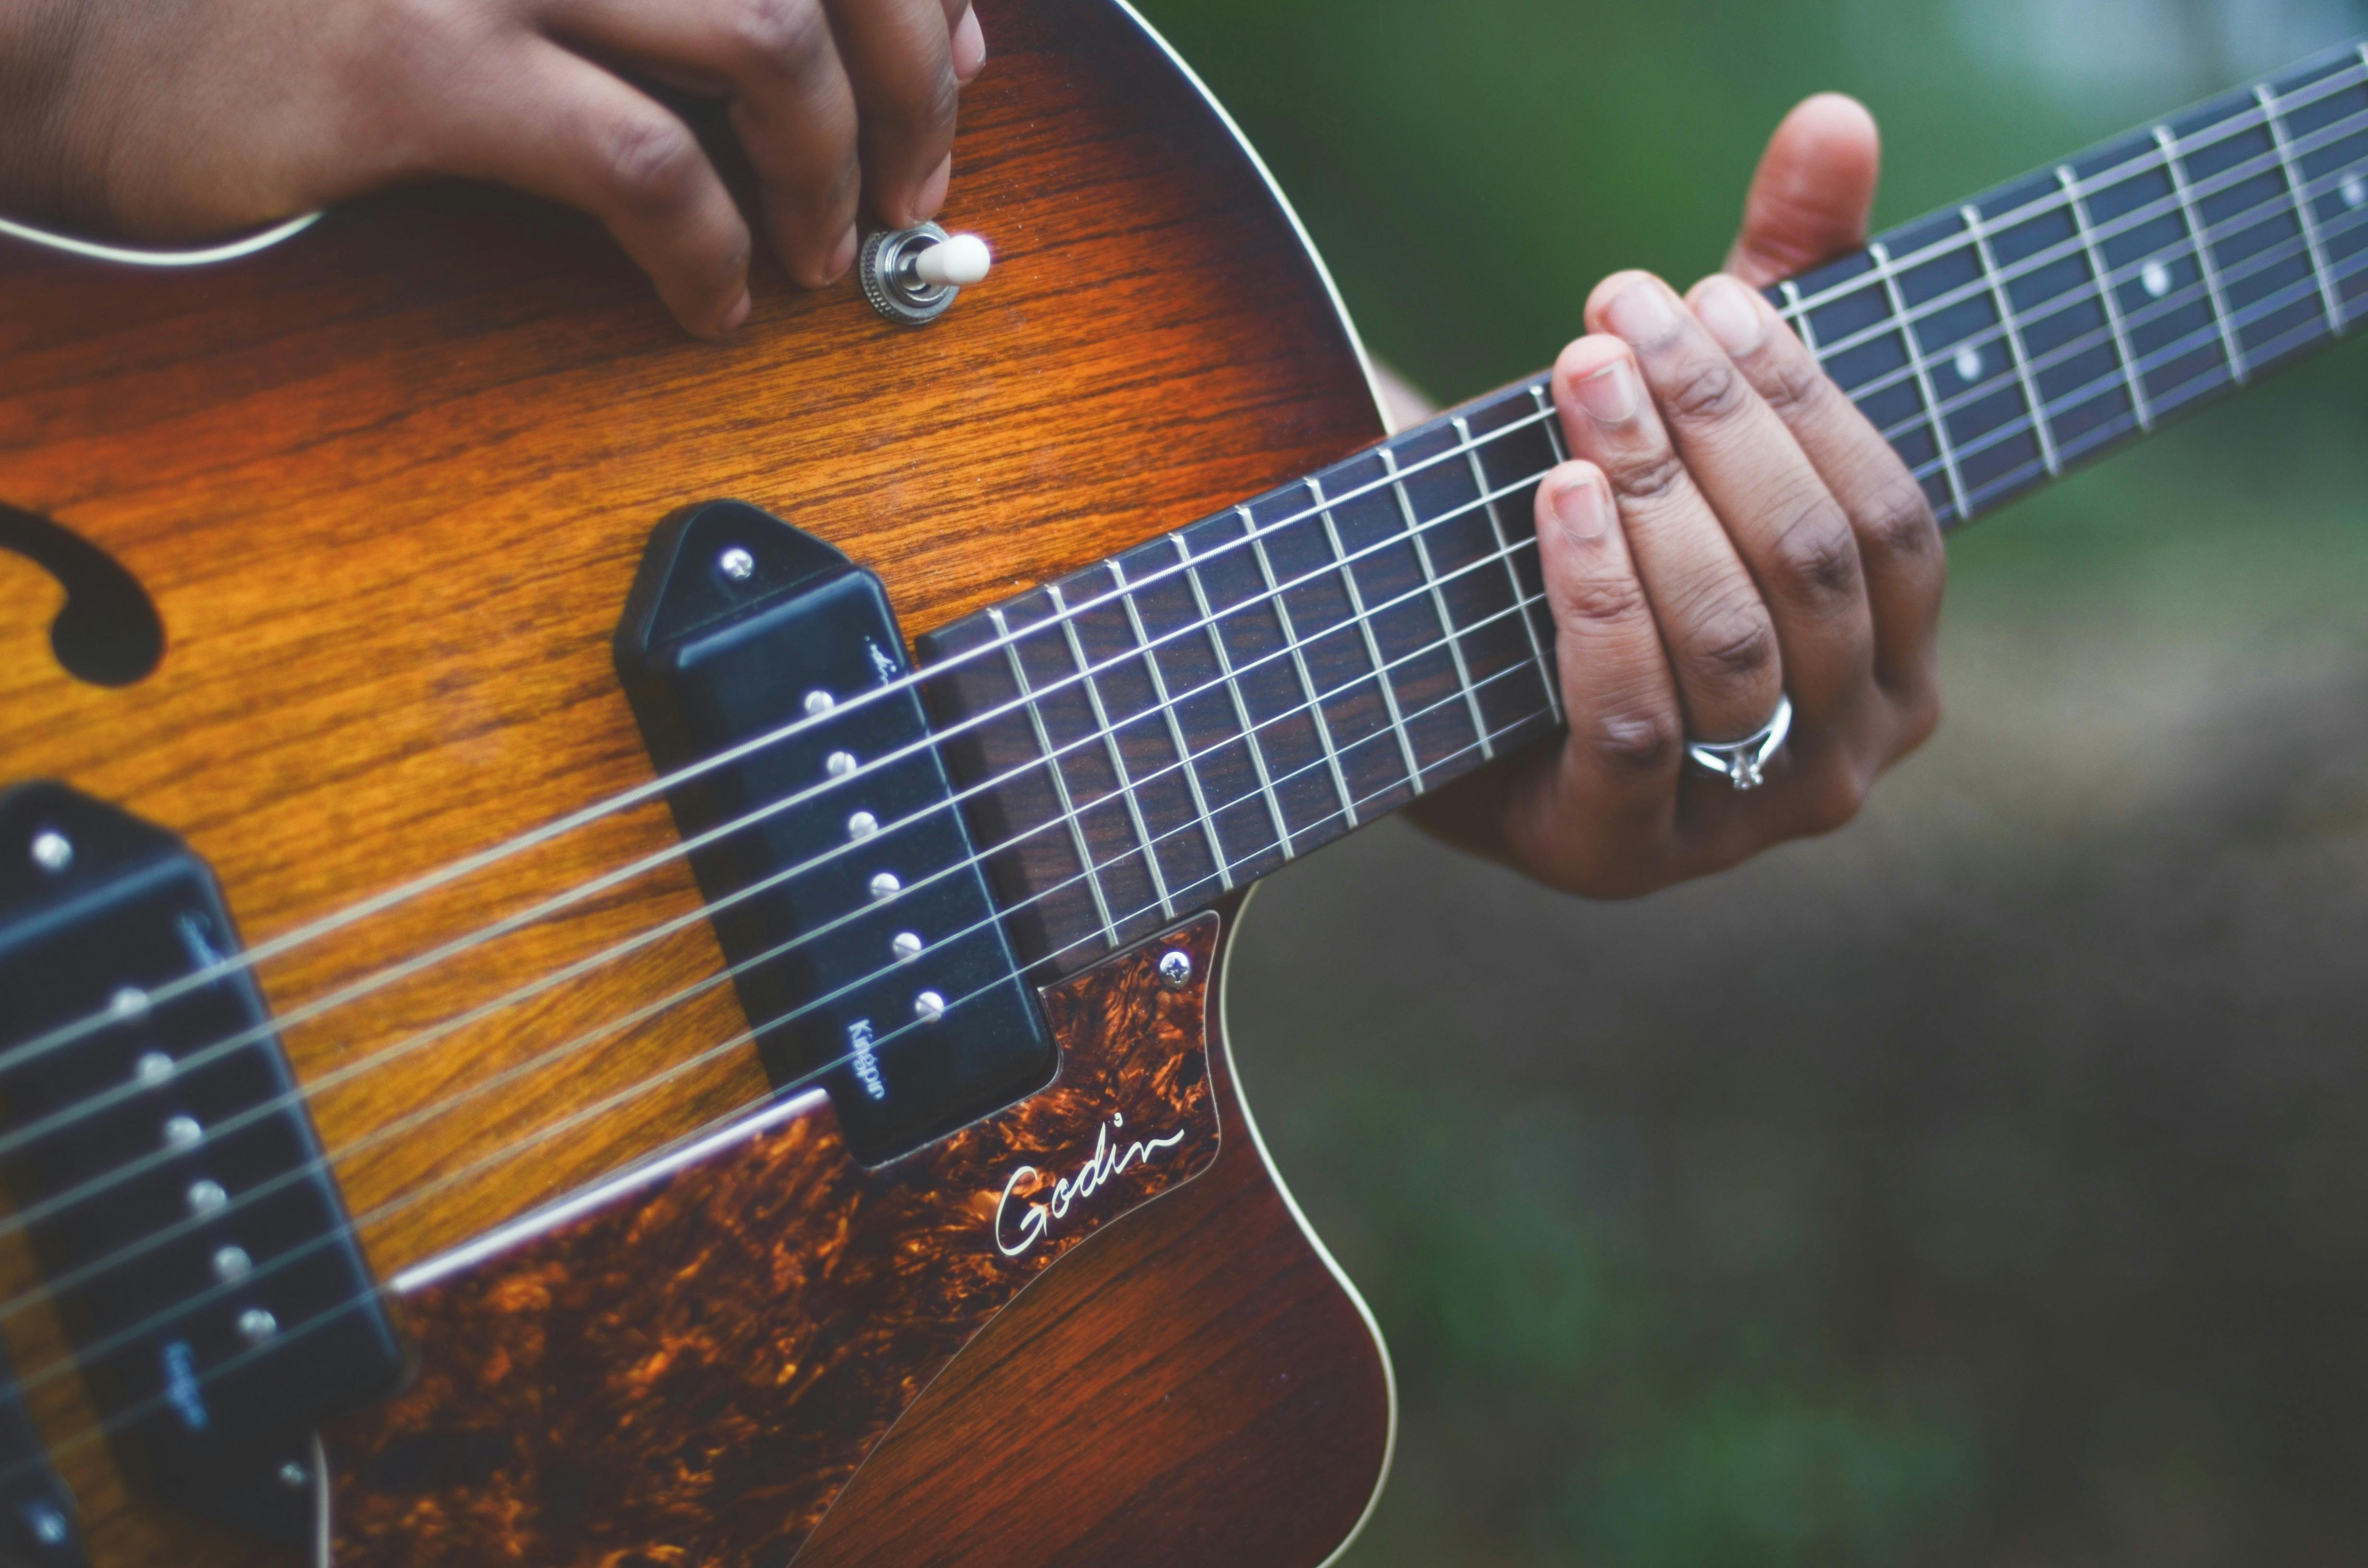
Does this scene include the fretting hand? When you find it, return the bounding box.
[1414,96,1946,896]
[0,0,984,337]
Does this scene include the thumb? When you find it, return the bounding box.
[1725,93,1881,288]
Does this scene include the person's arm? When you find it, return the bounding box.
[0,0,986,337]
[1412,95,1945,897]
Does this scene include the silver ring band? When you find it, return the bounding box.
[1685,693,1792,791]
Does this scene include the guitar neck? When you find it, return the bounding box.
[917,37,2368,974]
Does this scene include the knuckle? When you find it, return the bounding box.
[604,113,705,212]
[1685,593,1779,684]
[1897,687,1944,753]
[1803,767,1869,835]
[908,62,963,135]
[1766,498,1863,605]
[1608,447,1690,506]
[1553,571,1650,628]
[1761,353,1837,419]
[725,0,835,80]
[1858,473,1942,568]
[1661,354,1751,427]
[1588,706,1681,779]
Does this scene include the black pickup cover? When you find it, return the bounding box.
[0,783,403,1547]
[616,501,1056,1166]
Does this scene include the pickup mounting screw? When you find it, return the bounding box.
[892,931,922,962]
[237,1307,278,1344]
[825,750,857,779]
[277,1460,308,1491]
[186,1179,227,1217]
[869,871,901,902]
[110,986,149,1018]
[163,1115,202,1151]
[803,689,836,716]
[212,1244,252,1283]
[26,1503,68,1545]
[914,990,947,1023]
[718,546,756,581]
[29,830,71,873]
[135,1051,174,1085]
[1159,950,1194,990]
[848,811,878,840]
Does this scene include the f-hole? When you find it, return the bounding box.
[0,502,164,686]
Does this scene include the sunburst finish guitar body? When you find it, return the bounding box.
[8,2,2368,1562]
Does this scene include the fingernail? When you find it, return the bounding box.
[1604,279,1677,344]
[915,155,952,221]
[1574,359,1639,426]
[826,225,858,282]
[952,6,987,82]
[1552,471,1614,542]
[1694,276,1766,356]
[721,290,752,335]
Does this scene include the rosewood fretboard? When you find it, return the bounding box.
[921,37,2368,975]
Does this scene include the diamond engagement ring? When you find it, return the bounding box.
[1685,694,1792,791]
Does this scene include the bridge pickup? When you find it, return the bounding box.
[0,784,404,1548]
[616,501,1055,1166]
[0,1333,84,1566]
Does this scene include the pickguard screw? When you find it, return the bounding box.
[914,990,947,1023]
[213,1244,252,1283]
[277,1460,308,1491]
[868,871,901,902]
[237,1307,278,1344]
[29,830,71,873]
[1158,950,1194,990]
[718,546,756,581]
[892,931,922,962]
[803,689,836,716]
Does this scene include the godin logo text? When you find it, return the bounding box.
[993,1112,1187,1258]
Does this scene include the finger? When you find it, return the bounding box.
[448,42,751,336]
[1686,272,1943,698]
[544,0,863,287]
[1586,271,1872,733]
[1552,332,1783,746]
[1724,94,1880,288]
[951,5,987,84]
[822,0,964,228]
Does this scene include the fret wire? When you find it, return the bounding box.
[988,606,1122,950]
[1109,559,1233,893]
[1381,446,1493,760]
[2154,124,2250,385]
[1864,242,1971,520]
[1503,393,1563,724]
[1309,476,1430,792]
[1853,144,2368,450]
[2256,81,2346,334]
[1246,506,1360,829]
[1961,202,2061,476]
[1804,99,2368,385]
[1782,54,2368,320]
[1044,583,1174,923]
[1175,534,1295,859]
[2058,163,2155,431]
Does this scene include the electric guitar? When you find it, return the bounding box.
[1,5,2362,1563]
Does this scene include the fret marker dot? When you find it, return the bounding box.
[825,750,856,779]
[237,1307,279,1344]
[914,990,947,1024]
[2344,174,2367,210]
[135,1051,174,1086]
[163,1114,202,1151]
[186,1179,227,1217]
[892,931,923,963]
[868,871,901,902]
[1953,346,1983,384]
[213,1244,252,1283]
[2141,260,2173,300]
[848,810,878,840]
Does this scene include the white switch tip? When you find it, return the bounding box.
[913,233,991,288]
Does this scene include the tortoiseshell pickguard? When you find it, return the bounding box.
[324,915,1221,1567]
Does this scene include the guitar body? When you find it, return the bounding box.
[0,0,1394,1561]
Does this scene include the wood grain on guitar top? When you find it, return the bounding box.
[0,0,1391,1559]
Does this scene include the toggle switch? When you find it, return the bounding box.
[860,222,992,326]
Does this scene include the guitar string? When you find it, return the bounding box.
[1,99,2361,1311]
[14,55,2367,1077]
[0,223,2358,1400]
[0,487,1565,1334]
[0,624,1561,1478]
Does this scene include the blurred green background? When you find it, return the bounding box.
[1122,1,2368,1563]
